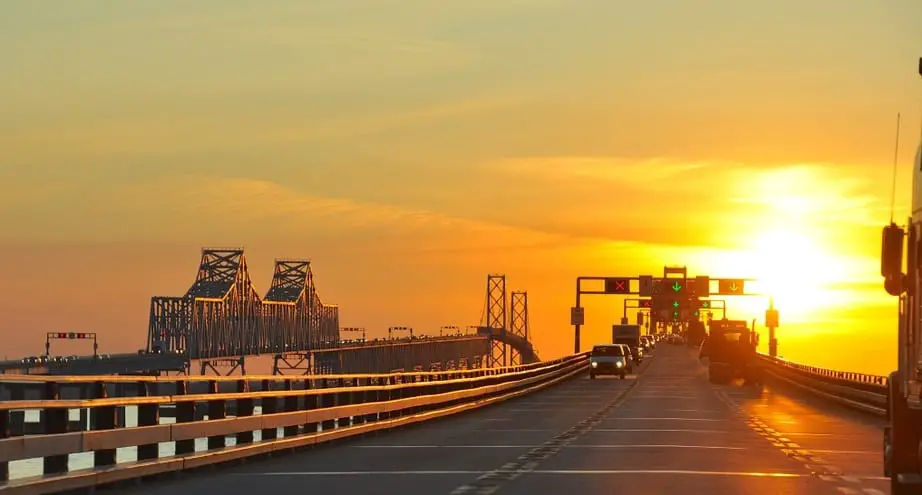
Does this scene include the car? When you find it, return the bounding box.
[640,335,654,351]
[589,344,632,379]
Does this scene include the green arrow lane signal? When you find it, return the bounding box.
[702,301,710,308]
[694,310,699,317]
[672,282,682,292]
[672,300,679,308]
[729,282,738,292]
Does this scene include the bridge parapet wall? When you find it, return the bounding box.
[0,352,589,493]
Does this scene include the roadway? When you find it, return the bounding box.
[119,344,888,495]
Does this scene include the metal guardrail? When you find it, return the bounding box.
[0,352,589,494]
[758,354,887,417]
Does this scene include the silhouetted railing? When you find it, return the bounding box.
[758,353,886,416]
[0,353,589,493]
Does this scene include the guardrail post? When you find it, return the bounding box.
[0,396,8,481]
[137,381,159,462]
[259,379,278,442]
[380,376,396,420]
[337,378,350,428]
[42,381,68,475]
[91,380,117,468]
[352,378,366,425]
[302,378,318,434]
[206,380,226,450]
[320,380,336,431]
[362,378,379,424]
[236,379,254,445]
[174,380,195,455]
[283,379,298,437]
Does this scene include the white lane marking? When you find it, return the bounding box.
[631,395,698,400]
[602,417,725,422]
[244,469,808,477]
[462,429,559,432]
[810,449,878,455]
[352,444,747,450]
[594,428,746,433]
[618,409,724,413]
[438,428,747,433]
[779,432,838,437]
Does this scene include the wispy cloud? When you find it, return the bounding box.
[489,156,710,187]
[0,92,534,160]
[1,174,566,249]
[461,154,892,253]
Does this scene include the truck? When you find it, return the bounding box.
[687,320,707,346]
[612,324,643,363]
[699,319,760,384]
[879,86,922,492]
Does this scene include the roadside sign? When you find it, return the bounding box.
[570,306,585,326]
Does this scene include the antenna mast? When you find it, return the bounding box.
[891,113,901,223]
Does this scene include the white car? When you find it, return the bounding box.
[589,344,632,379]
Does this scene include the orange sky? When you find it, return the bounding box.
[1,1,921,376]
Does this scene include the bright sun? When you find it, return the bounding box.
[744,229,844,316]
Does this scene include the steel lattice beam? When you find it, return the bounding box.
[146,249,535,375]
[147,249,339,361]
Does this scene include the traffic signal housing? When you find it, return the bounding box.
[604,277,631,294]
[665,278,686,296]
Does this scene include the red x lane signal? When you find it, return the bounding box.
[604,278,631,294]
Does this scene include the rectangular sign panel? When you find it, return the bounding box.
[717,279,745,295]
[570,306,585,326]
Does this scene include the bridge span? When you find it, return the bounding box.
[2,247,537,377]
[0,344,887,494]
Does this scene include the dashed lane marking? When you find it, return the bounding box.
[599,417,724,422]
[352,444,747,450]
[714,389,882,494]
[836,488,887,495]
[449,381,639,495]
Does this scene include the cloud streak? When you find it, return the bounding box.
[0,92,535,160]
[0,174,568,249]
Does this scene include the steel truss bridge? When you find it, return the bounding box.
[0,248,538,377]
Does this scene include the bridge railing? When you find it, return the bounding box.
[757,353,887,416]
[0,352,589,493]
[0,334,488,375]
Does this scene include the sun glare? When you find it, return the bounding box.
[744,229,846,316]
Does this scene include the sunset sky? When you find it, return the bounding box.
[1,1,920,374]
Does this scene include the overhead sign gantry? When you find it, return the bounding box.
[571,266,756,353]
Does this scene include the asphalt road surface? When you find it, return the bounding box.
[121,344,887,495]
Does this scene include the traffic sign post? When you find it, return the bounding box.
[638,275,654,296]
[570,306,585,326]
[574,269,755,353]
